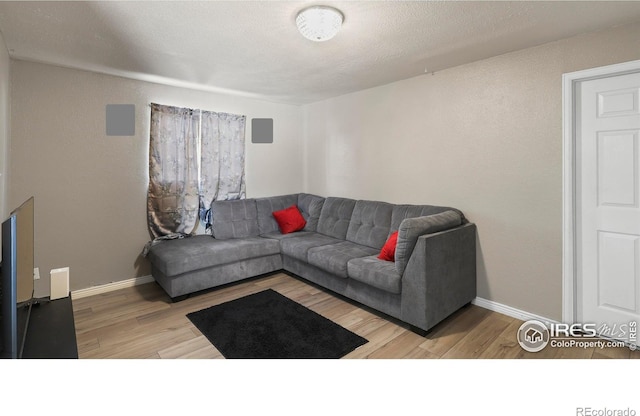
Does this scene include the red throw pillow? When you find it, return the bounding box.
[378,231,399,262]
[272,205,307,234]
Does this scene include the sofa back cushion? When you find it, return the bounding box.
[395,210,463,275]
[255,194,299,235]
[316,197,357,239]
[346,200,393,249]
[210,199,260,239]
[297,193,325,232]
[254,193,325,234]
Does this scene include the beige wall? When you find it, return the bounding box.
[302,22,640,321]
[0,31,9,219]
[10,61,303,295]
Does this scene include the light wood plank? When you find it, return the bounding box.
[418,305,491,356]
[366,330,430,359]
[441,312,512,358]
[72,273,637,360]
[158,336,222,359]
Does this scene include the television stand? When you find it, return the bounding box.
[22,296,78,358]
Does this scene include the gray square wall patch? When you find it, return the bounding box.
[251,118,273,143]
[106,104,135,136]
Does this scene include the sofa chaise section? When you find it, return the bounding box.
[148,233,282,300]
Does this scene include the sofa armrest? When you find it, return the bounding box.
[400,223,477,332]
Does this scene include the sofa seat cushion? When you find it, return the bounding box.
[307,241,378,278]
[147,235,280,277]
[347,256,402,294]
[279,233,342,262]
[260,230,314,241]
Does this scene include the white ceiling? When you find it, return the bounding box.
[1,1,640,105]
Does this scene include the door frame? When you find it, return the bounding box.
[562,59,640,324]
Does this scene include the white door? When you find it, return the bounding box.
[578,71,640,342]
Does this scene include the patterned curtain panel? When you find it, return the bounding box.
[147,103,200,238]
[199,111,246,225]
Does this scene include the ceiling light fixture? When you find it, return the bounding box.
[296,6,344,42]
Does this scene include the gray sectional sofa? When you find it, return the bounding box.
[146,193,476,333]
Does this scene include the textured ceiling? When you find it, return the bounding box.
[1,1,640,105]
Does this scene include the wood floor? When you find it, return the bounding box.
[72,272,640,359]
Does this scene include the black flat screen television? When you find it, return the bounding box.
[0,197,35,359]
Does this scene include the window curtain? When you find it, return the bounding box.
[199,111,246,227]
[146,103,246,241]
[147,103,200,239]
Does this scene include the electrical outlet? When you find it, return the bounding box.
[34,267,40,280]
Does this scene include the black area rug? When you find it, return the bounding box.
[186,289,368,359]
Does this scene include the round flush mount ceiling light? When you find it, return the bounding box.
[296,6,344,42]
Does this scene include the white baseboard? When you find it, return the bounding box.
[472,297,560,326]
[71,275,155,300]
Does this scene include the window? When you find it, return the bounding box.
[146,103,246,239]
